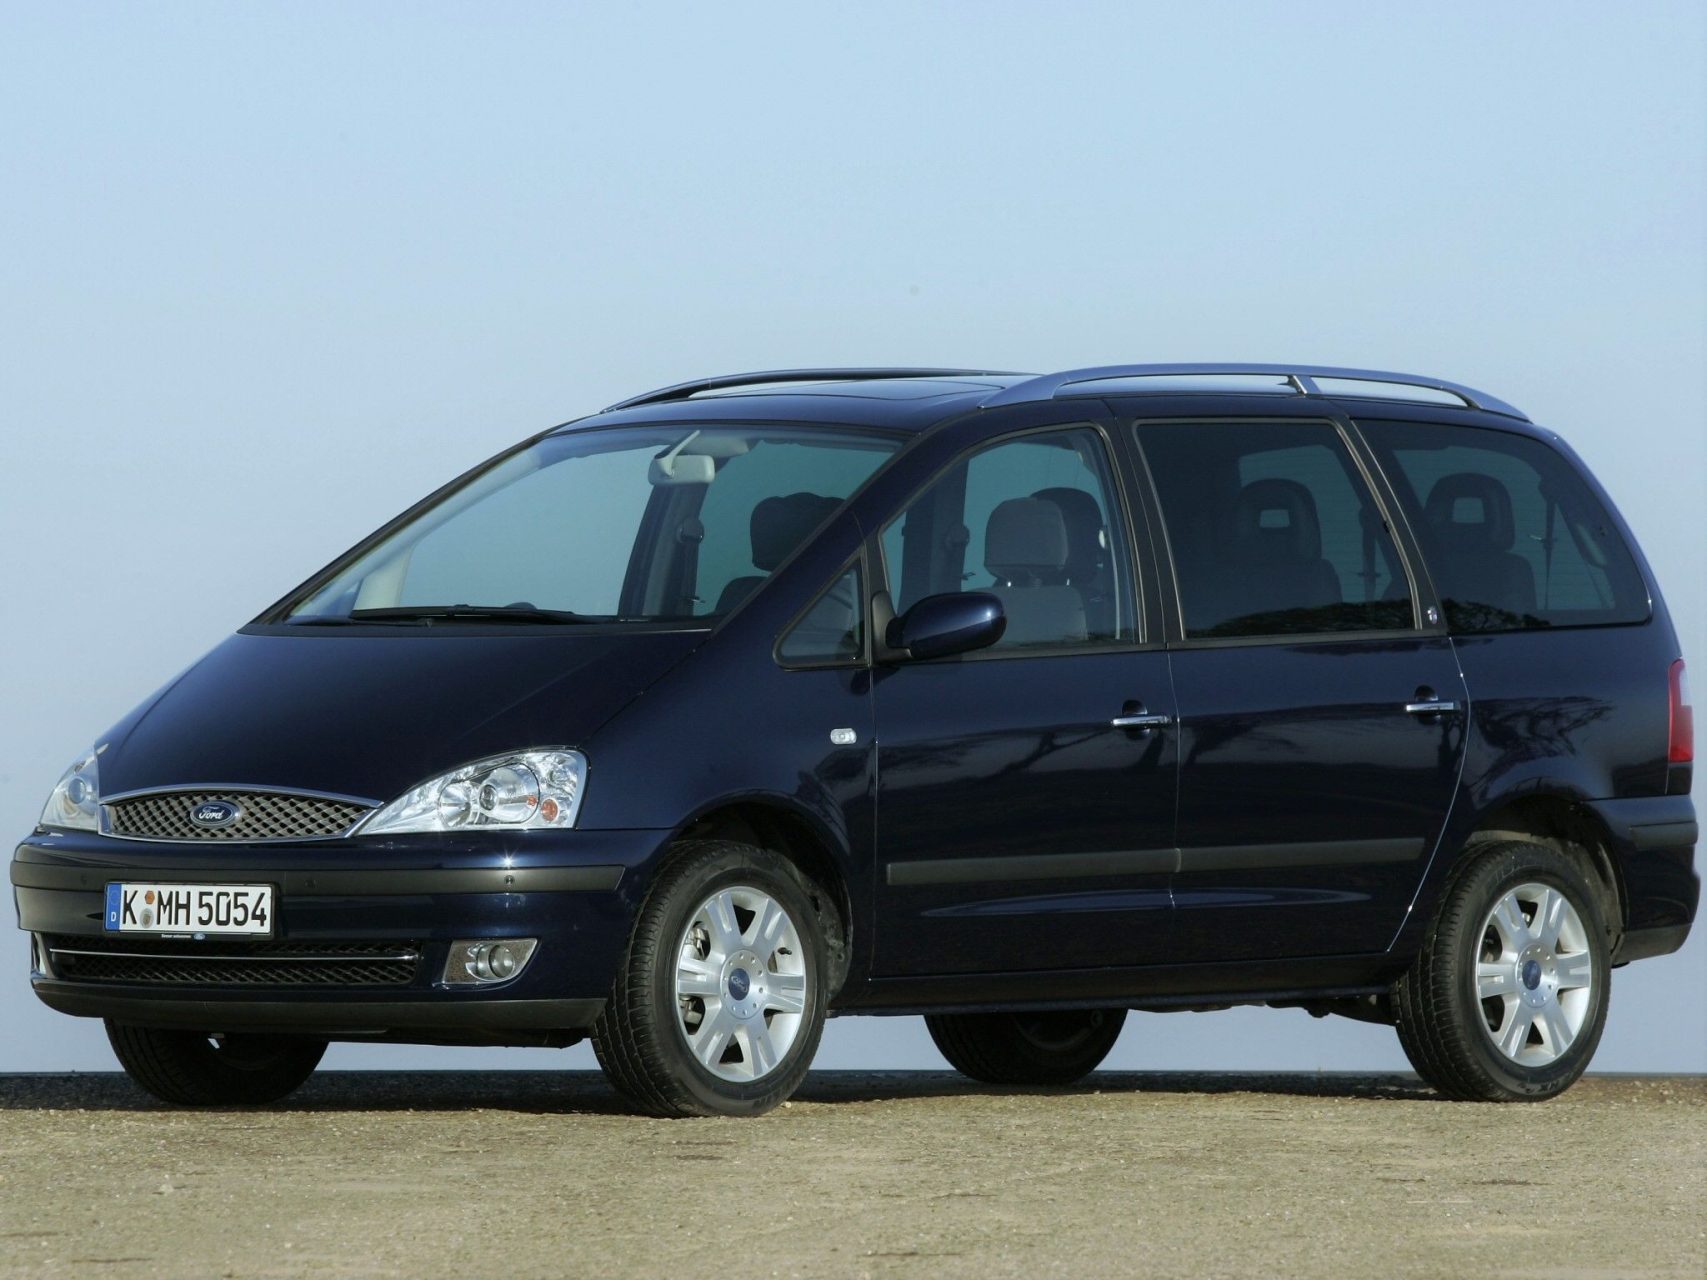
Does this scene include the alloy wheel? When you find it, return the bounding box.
[1474,881,1595,1066]
[673,885,810,1082]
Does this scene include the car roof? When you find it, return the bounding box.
[581,372,1028,432]
[567,365,1550,440]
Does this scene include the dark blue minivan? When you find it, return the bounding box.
[14,365,1696,1116]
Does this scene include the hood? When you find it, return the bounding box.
[97,628,703,803]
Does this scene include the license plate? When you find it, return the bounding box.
[104,883,275,937]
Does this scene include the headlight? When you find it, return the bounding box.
[41,749,102,832]
[358,749,586,835]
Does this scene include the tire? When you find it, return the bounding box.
[592,840,829,1117]
[926,1008,1127,1086]
[105,1022,326,1106]
[1393,839,1610,1102]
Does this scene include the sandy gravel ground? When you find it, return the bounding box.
[0,1071,1701,1279]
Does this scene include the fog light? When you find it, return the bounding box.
[443,938,538,986]
[486,943,518,979]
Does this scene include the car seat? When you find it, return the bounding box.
[1032,486,1116,637]
[714,492,842,613]
[1422,472,1537,614]
[983,498,1088,646]
[1206,478,1342,627]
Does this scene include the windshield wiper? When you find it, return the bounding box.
[290,605,599,626]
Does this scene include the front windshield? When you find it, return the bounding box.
[284,425,901,624]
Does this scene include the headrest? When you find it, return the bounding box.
[985,497,1070,577]
[1032,487,1106,580]
[750,492,840,571]
[1424,472,1516,552]
[1232,478,1323,562]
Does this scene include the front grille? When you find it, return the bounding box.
[106,791,370,842]
[44,935,420,987]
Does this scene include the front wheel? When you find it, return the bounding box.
[926,1008,1127,1086]
[106,1023,327,1106]
[593,840,829,1117]
[1393,840,1609,1101]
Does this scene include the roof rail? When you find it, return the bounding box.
[603,368,1013,413]
[980,363,1527,420]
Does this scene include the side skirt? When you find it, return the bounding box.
[835,952,1404,1016]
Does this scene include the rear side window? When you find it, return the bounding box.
[1136,421,1413,638]
[1360,421,1649,632]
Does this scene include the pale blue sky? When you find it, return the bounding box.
[2,3,1702,1074]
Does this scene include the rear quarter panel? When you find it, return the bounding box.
[1455,626,1673,806]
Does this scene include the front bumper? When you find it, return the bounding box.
[12,826,675,1045]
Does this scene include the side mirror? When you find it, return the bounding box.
[886,592,1006,661]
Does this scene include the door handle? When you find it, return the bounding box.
[1111,712,1173,730]
[1404,699,1461,717]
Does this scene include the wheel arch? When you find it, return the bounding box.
[674,796,856,995]
[1459,792,1626,945]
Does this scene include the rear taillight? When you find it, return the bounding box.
[1669,659,1693,764]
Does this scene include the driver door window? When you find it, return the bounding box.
[879,427,1136,651]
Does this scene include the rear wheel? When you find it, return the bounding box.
[926,1008,1127,1086]
[1393,840,1609,1101]
[593,840,828,1117]
[106,1023,326,1106]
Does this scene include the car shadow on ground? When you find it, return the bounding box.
[0,1068,1440,1114]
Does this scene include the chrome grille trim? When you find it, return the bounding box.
[104,789,373,842]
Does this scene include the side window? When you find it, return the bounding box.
[777,563,864,665]
[1360,421,1649,632]
[880,427,1135,651]
[1137,421,1414,638]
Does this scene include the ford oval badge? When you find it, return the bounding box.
[190,800,241,829]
